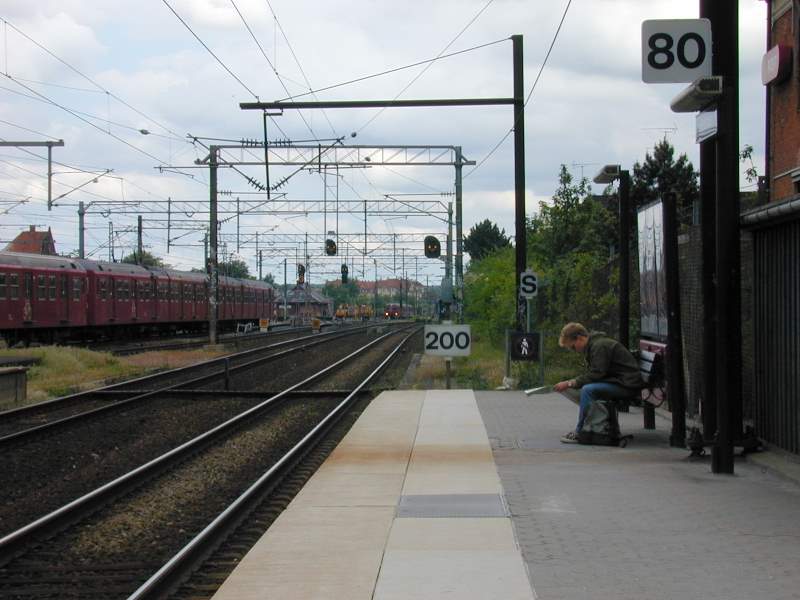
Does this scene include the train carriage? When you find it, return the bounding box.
[0,252,88,344]
[75,259,155,330]
[0,251,275,345]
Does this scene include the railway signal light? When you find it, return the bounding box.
[297,263,305,284]
[424,235,441,259]
[325,238,337,256]
[341,263,349,284]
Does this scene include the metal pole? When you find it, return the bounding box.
[447,202,453,285]
[167,197,171,252]
[700,0,718,444]
[47,144,52,211]
[455,146,464,321]
[78,202,85,259]
[663,192,686,447]
[137,215,143,264]
[364,199,367,279]
[712,1,740,474]
[283,258,287,321]
[619,170,631,348]
[400,248,405,312]
[512,34,527,329]
[700,112,718,444]
[209,146,219,345]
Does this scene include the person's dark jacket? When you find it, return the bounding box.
[573,331,642,390]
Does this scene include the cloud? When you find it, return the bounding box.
[0,0,767,281]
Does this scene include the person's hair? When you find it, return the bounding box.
[559,322,589,348]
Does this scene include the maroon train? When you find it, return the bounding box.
[0,251,275,345]
[383,303,413,319]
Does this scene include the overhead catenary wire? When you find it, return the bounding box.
[162,0,260,101]
[355,0,496,135]
[0,17,184,140]
[466,0,573,179]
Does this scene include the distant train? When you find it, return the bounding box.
[0,251,275,345]
[383,303,413,319]
[335,304,374,321]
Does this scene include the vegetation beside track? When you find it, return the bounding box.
[0,346,227,405]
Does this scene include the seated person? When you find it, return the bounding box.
[553,322,643,444]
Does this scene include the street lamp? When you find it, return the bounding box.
[593,164,631,349]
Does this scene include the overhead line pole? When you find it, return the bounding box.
[209,146,219,346]
[0,140,64,210]
[240,34,525,322]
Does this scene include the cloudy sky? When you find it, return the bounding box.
[0,0,767,284]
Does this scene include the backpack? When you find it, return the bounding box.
[578,400,632,447]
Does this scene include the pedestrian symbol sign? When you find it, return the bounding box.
[510,331,539,361]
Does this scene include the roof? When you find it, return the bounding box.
[279,284,333,305]
[4,227,56,255]
[0,251,85,272]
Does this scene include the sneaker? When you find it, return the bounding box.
[560,431,580,444]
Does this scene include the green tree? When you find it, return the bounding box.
[121,250,165,267]
[322,279,360,307]
[630,137,699,221]
[463,246,516,346]
[218,258,252,279]
[262,272,275,285]
[464,219,512,261]
[526,165,618,333]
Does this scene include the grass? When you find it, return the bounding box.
[0,345,228,405]
[407,334,586,391]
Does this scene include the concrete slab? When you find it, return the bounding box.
[373,517,535,600]
[211,506,395,600]
[213,389,535,600]
[291,470,405,508]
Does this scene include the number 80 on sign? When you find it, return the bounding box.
[641,19,712,84]
[424,324,471,357]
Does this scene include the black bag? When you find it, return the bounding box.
[578,400,631,447]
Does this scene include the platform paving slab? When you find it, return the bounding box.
[212,389,535,600]
[477,390,800,600]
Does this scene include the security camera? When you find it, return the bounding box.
[670,76,723,113]
[593,164,621,185]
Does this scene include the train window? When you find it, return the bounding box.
[99,279,107,301]
[37,275,46,300]
[49,275,57,300]
[11,274,19,300]
[73,278,81,301]
[60,275,68,298]
[0,274,5,300]
[131,281,137,300]
[24,273,32,299]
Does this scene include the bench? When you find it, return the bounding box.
[630,348,666,430]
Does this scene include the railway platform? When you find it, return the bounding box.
[211,389,800,600]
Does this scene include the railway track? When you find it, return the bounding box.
[0,323,377,442]
[0,324,410,537]
[87,322,306,356]
[0,324,420,599]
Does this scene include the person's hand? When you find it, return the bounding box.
[553,380,574,392]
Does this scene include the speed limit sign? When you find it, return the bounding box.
[424,324,471,357]
[642,19,712,83]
